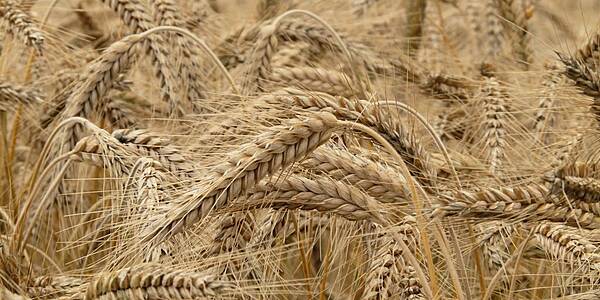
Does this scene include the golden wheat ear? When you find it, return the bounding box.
[0,0,44,54]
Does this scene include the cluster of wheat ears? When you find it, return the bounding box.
[2,0,600,299]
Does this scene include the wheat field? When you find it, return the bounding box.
[1,0,600,299]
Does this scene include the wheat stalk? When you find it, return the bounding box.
[479,75,508,174]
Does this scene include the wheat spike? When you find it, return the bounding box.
[268,67,358,97]
[533,64,563,142]
[237,174,393,222]
[99,0,183,115]
[0,81,41,112]
[479,75,508,174]
[142,112,338,243]
[112,129,196,178]
[531,222,600,265]
[302,146,409,202]
[85,264,233,299]
[26,275,84,299]
[0,0,44,53]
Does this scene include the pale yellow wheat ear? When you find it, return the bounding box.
[139,112,339,243]
[140,26,239,94]
[85,264,235,299]
[0,0,44,54]
[242,9,367,96]
[61,25,236,149]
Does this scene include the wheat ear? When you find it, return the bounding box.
[484,0,504,60]
[103,98,137,129]
[0,81,41,112]
[302,147,409,202]
[98,0,185,115]
[533,63,563,143]
[267,93,437,189]
[480,75,508,174]
[25,275,83,299]
[85,264,233,299]
[0,0,44,53]
[61,33,145,149]
[268,67,358,97]
[112,129,196,178]
[141,112,338,244]
[530,222,599,265]
[150,0,208,111]
[363,223,420,300]
[236,174,394,222]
